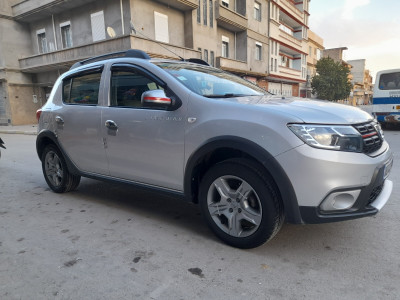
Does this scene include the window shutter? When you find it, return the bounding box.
[91,11,106,42]
[154,12,169,43]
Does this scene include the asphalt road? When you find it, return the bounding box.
[0,131,399,300]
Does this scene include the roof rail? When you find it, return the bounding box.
[70,49,151,70]
[185,58,210,66]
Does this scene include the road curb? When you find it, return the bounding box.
[0,130,37,136]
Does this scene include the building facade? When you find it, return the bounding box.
[347,59,373,105]
[303,29,323,98]
[1,0,310,125]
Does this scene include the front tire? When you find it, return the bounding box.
[41,145,81,193]
[199,158,284,249]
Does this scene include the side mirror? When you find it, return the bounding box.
[141,89,173,109]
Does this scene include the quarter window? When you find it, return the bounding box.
[63,71,102,105]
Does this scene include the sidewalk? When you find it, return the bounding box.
[0,124,37,135]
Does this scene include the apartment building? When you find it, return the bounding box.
[266,0,309,97]
[0,0,310,125]
[303,29,323,98]
[348,59,373,105]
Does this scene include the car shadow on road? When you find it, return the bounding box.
[66,177,365,253]
[70,177,214,240]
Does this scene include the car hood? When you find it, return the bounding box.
[223,95,374,124]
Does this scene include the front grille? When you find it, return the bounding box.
[353,122,383,154]
[368,184,384,205]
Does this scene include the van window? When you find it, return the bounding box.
[379,72,400,90]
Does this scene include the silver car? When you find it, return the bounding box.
[36,50,393,248]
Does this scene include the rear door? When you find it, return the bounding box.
[101,64,186,191]
[55,66,109,175]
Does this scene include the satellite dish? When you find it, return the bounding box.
[107,27,116,38]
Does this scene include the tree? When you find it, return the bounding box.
[311,57,353,101]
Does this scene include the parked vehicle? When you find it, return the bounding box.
[372,69,400,127]
[0,137,5,157]
[36,50,393,248]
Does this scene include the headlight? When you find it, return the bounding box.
[288,124,363,152]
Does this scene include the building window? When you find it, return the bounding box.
[60,21,72,48]
[254,2,261,21]
[204,49,208,63]
[222,36,229,58]
[270,58,274,71]
[37,29,48,54]
[198,47,202,59]
[274,58,277,72]
[209,0,213,27]
[255,42,262,60]
[154,12,169,43]
[91,11,106,42]
[197,0,201,23]
[222,0,229,8]
[210,51,215,67]
[203,0,207,25]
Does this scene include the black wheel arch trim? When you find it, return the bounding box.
[183,136,302,224]
[36,129,80,175]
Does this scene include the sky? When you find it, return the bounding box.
[309,0,400,82]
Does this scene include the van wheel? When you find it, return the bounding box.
[42,145,81,193]
[199,158,284,249]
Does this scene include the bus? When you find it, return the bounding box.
[372,69,400,127]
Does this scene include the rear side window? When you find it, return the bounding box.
[63,71,102,105]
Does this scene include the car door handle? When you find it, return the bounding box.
[105,120,118,130]
[55,116,64,124]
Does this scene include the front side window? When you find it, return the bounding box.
[155,62,266,97]
[63,71,102,105]
[110,69,164,107]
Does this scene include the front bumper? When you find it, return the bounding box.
[276,141,393,224]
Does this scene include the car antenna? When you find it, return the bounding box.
[130,20,184,61]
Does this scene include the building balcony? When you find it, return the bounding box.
[217,56,247,73]
[19,35,200,73]
[278,0,304,24]
[278,30,303,52]
[154,0,198,11]
[270,66,305,83]
[215,2,248,32]
[12,0,97,22]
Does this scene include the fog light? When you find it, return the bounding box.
[320,190,361,211]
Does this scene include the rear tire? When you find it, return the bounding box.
[41,145,81,193]
[199,158,284,249]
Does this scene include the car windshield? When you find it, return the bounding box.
[154,62,268,98]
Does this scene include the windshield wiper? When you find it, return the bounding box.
[203,93,256,98]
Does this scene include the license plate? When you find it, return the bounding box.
[384,157,393,179]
